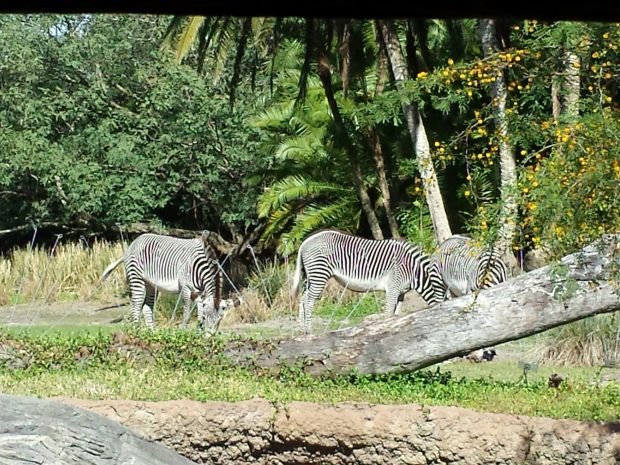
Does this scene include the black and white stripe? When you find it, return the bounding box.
[291,229,447,335]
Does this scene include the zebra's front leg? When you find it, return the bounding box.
[179,287,194,328]
[383,287,401,317]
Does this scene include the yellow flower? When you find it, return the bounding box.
[520,150,527,155]
[448,58,454,65]
[434,141,440,147]
[464,190,471,197]
[528,203,537,210]
[523,187,529,194]
[417,71,428,79]
[532,181,539,187]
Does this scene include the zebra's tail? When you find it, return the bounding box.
[101,256,124,282]
[291,251,304,306]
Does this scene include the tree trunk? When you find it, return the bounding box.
[222,234,620,377]
[367,127,400,239]
[317,54,384,240]
[478,19,520,276]
[553,50,581,123]
[377,19,452,244]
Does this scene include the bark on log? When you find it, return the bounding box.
[223,234,620,377]
[0,393,197,465]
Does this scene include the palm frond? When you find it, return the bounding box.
[257,175,349,218]
[211,17,235,84]
[160,16,186,54]
[281,198,360,255]
[272,131,328,161]
[174,16,205,64]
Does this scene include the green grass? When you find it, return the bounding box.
[1,328,619,422]
[3,324,119,337]
[2,363,618,422]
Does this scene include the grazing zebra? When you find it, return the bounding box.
[430,234,507,300]
[101,232,241,334]
[291,229,447,335]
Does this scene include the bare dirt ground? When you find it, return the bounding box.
[0,300,126,327]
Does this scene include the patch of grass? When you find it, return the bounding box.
[1,329,619,422]
[2,363,619,422]
[441,359,602,384]
[3,324,119,338]
[313,294,381,325]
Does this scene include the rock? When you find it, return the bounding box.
[54,397,620,465]
[0,394,196,465]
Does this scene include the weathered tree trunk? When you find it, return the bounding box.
[0,394,196,465]
[367,124,400,239]
[478,19,520,276]
[317,54,384,240]
[223,234,620,377]
[377,19,452,244]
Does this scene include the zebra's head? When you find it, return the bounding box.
[198,295,244,336]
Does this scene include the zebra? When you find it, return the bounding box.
[291,229,447,335]
[101,231,241,334]
[430,234,507,300]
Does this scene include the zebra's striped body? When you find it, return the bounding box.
[430,234,508,300]
[101,232,239,334]
[291,229,447,335]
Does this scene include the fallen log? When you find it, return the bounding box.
[223,234,620,377]
[0,393,197,465]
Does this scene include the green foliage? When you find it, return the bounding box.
[0,14,270,235]
[518,112,620,259]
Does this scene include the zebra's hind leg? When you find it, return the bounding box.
[127,276,147,326]
[394,294,405,315]
[299,275,330,335]
[142,285,157,330]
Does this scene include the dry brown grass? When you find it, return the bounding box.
[0,240,126,306]
[529,314,620,367]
